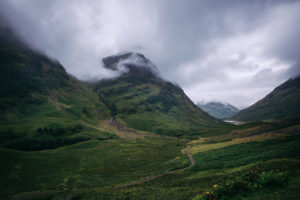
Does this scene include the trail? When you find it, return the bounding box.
[114,146,195,189]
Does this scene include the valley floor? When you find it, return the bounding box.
[1,120,300,200]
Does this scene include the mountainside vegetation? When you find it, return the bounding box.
[0,23,110,151]
[90,53,230,138]
[232,77,300,122]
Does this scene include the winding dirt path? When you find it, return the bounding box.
[114,146,195,189]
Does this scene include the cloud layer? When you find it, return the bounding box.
[0,0,299,107]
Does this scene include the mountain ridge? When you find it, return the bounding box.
[0,18,230,148]
[232,76,300,121]
[0,21,111,150]
[90,53,230,138]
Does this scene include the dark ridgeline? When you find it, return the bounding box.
[232,76,300,121]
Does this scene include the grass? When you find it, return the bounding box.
[0,93,299,199]
[188,128,300,155]
[0,135,187,199]
[91,77,232,138]
[191,135,300,172]
[1,122,299,200]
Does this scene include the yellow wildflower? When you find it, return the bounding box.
[213,184,218,188]
[206,191,210,195]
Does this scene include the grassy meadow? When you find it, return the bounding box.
[1,117,299,200]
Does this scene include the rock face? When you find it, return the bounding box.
[109,117,124,131]
[232,76,300,121]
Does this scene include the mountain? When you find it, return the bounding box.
[197,102,239,119]
[232,76,300,121]
[0,20,110,150]
[2,18,300,200]
[90,52,229,137]
[0,16,230,151]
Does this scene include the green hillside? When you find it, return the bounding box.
[197,102,239,119]
[1,116,300,200]
[91,53,229,138]
[232,77,300,121]
[0,23,110,151]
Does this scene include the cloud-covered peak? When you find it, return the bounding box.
[103,52,160,78]
[1,0,299,107]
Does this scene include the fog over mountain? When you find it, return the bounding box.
[0,0,299,108]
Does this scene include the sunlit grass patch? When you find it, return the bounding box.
[188,125,300,155]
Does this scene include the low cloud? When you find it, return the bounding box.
[0,0,299,107]
[102,52,161,78]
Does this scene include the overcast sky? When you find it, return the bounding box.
[1,0,300,108]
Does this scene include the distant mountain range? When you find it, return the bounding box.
[197,102,239,119]
[232,76,300,121]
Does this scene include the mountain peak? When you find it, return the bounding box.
[197,101,239,119]
[102,52,160,78]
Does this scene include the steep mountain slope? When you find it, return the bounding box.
[197,101,239,119]
[91,53,228,137]
[0,21,110,150]
[232,76,300,121]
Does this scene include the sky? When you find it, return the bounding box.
[0,0,300,108]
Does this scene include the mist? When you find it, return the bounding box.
[0,0,299,107]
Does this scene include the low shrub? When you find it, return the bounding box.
[192,167,288,200]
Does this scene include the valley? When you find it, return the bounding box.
[1,118,299,200]
[0,14,300,200]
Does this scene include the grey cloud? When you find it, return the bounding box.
[287,63,300,78]
[0,0,299,107]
